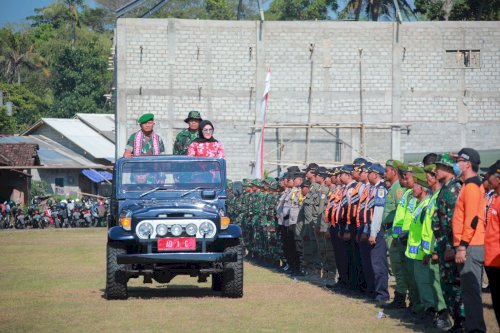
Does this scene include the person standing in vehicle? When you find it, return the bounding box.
[123,113,165,158]
[187,120,225,158]
[173,110,203,155]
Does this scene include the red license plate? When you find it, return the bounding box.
[157,237,196,251]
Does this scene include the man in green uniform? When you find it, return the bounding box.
[405,171,435,319]
[421,164,450,329]
[173,110,202,155]
[124,113,165,158]
[432,153,465,331]
[383,160,407,309]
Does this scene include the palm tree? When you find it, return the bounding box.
[339,0,416,21]
[0,30,48,84]
[65,0,84,49]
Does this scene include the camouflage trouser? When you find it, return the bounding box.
[437,250,465,320]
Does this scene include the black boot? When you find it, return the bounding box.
[448,317,465,333]
[383,291,407,309]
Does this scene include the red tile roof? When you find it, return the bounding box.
[0,143,40,166]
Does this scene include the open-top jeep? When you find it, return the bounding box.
[105,155,243,299]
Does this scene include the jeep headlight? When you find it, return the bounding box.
[119,210,132,231]
[170,224,183,237]
[137,222,154,239]
[199,221,215,238]
[185,223,197,236]
[156,224,168,237]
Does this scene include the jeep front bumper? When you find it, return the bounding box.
[117,252,237,265]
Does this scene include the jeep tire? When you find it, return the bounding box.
[221,241,243,298]
[105,242,128,300]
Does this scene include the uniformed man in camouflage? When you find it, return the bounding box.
[173,110,202,155]
[302,164,321,277]
[432,153,465,331]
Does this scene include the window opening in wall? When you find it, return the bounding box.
[445,50,480,69]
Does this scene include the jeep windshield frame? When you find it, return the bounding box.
[115,156,225,199]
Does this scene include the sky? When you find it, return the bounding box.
[0,0,98,27]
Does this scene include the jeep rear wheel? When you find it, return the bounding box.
[221,241,243,298]
[105,242,128,300]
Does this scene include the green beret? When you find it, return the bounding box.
[391,160,406,172]
[414,171,430,189]
[138,113,154,124]
[406,164,423,174]
[424,164,436,174]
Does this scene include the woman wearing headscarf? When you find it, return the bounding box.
[187,120,225,158]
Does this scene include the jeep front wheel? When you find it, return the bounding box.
[105,242,128,300]
[221,241,243,298]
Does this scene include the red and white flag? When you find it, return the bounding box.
[254,68,271,178]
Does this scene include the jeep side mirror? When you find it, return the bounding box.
[201,190,216,200]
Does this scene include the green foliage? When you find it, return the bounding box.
[50,40,111,118]
[31,180,54,196]
[206,0,235,20]
[0,107,16,134]
[267,0,338,20]
[0,83,51,132]
[415,0,500,20]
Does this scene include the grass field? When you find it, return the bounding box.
[0,229,497,333]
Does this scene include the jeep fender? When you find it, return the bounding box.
[108,226,135,241]
[217,224,241,239]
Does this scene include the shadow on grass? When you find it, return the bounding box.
[100,285,220,300]
[243,256,439,333]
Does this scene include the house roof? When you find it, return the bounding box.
[0,135,112,169]
[22,117,115,163]
[0,143,40,166]
[75,113,115,143]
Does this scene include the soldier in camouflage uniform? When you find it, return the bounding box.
[172,110,202,155]
[431,153,465,331]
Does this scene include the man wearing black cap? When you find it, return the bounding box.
[367,163,390,304]
[124,113,165,158]
[337,164,357,289]
[173,110,202,155]
[314,167,336,281]
[302,165,321,278]
[452,148,486,333]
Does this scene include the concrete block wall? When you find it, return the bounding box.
[116,19,500,180]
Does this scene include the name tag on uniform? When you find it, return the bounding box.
[409,245,419,254]
[421,240,430,250]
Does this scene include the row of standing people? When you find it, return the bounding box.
[227,151,500,333]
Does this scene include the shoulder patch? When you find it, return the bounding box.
[396,188,404,200]
[377,188,385,198]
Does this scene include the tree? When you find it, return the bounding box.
[266,0,338,20]
[206,0,235,19]
[65,0,85,49]
[415,0,500,20]
[50,40,112,118]
[0,83,51,133]
[338,0,416,21]
[0,28,48,85]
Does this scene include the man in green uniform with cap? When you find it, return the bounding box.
[383,160,407,309]
[124,113,165,158]
[173,110,202,155]
[432,153,465,331]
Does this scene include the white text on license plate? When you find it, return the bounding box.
[158,237,196,251]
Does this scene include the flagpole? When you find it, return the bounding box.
[254,68,271,179]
